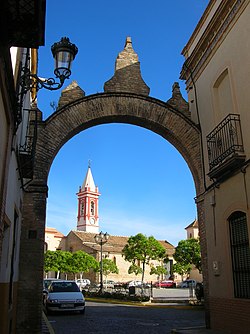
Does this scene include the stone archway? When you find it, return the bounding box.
[16,91,208,333]
[37,92,202,188]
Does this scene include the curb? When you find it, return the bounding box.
[85,297,204,309]
[42,311,55,334]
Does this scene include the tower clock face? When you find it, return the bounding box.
[90,218,95,224]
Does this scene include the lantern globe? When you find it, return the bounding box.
[51,37,78,79]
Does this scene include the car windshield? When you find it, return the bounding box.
[49,282,80,293]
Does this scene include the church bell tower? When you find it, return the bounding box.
[76,165,100,233]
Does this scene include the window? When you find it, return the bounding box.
[80,201,84,215]
[229,211,250,298]
[91,201,95,215]
[213,69,234,122]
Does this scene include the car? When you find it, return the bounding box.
[43,279,63,304]
[43,278,62,290]
[126,280,144,288]
[178,279,197,288]
[154,280,176,288]
[76,278,91,289]
[114,281,126,289]
[43,280,85,314]
[125,280,151,288]
[97,280,115,288]
[103,280,115,288]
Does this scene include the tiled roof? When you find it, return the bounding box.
[185,219,199,230]
[45,227,64,238]
[158,240,175,256]
[70,230,175,255]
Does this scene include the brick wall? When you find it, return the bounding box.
[209,297,250,333]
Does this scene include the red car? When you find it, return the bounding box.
[154,280,176,288]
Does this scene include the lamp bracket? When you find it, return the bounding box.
[19,66,66,96]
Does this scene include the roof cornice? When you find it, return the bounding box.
[180,0,248,84]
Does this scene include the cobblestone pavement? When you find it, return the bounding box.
[41,289,225,334]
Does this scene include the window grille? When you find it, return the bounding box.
[229,211,250,299]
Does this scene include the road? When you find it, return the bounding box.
[47,301,205,334]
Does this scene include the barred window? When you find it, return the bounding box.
[229,211,250,298]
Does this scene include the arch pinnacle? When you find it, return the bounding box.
[104,37,150,95]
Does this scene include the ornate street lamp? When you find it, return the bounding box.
[16,37,78,184]
[19,37,78,95]
[94,231,109,293]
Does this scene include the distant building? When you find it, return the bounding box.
[45,166,175,283]
[185,219,202,282]
[185,219,199,240]
[44,227,65,252]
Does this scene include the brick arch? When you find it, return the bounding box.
[17,92,207,333]
[34,92,203,194]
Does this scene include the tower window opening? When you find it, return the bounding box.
[91,201,95,215]
[80,201,84,215]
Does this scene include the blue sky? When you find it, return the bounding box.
[38,1,209,246]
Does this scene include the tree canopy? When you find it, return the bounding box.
[70,250,99,276]
[173,238,202,275]
[44,250,99,278]
[122,233,167,282]
[102,258,119,279]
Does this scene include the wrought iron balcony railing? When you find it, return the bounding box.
[207,114,245,179]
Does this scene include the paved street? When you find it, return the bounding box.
[47,301,205,334]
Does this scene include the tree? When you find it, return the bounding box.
[150,265,167,282]
[44,250,60,276]
[173,238,202,277]
[58,251,73,280]
[44,250,71,278]
[128,263,142,276]
[172,262,192,281]
[122,233,167,282]
[44,250,99,280]
[70,250,99,279]
[102,258,119,282]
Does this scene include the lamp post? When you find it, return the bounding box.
[19,37,78,96]
[94,231,109,293]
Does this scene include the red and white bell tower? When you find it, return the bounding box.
[76,165,100,233]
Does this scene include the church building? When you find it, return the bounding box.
[45,165,176,284]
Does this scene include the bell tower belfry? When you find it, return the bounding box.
[76,165,100,233]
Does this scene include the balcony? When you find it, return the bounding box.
[207,114,245,180]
